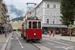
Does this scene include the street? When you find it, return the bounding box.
[0,0,75,50]
[9,31,75,50]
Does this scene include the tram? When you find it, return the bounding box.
[21,17,42,42]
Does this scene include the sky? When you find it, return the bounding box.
[3,0,42,20]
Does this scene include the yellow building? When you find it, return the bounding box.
[0,0,9,24]
[18,22,22,30]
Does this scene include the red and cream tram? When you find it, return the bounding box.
[21,17,42,42]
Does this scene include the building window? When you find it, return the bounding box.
[56,4,60,8]
[50,4,53,8]
[46,11,49,15]
[53,20,54,24]
[54,4,56,8]
[47,4,49,8]
[53,17,55,24]
[47,19,49,24]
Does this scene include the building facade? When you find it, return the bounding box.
[30,0,66,34]
[0,0,9,24]
[24,0,75,34]
[31,0,61,24]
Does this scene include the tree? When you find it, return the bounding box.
[60,0,75,26]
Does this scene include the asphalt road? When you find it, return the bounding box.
[10,31,75,50]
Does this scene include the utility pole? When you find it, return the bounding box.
[68,22,73,40]
[70,22,71,40]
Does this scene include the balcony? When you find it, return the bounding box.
[1,2,7,12]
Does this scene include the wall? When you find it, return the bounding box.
[44,1,61,24]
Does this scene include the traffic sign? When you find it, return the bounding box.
[68,24,73,29]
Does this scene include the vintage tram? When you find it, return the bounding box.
[21,17,42,42]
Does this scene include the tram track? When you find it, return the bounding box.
[31,43,40,50]
[16,32,51,50]
[31,43,51,50]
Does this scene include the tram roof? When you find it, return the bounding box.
[26,19,42,21]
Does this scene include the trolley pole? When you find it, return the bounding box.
[34,4,36,17]
[26,2,36,18]
[26,3,28,19]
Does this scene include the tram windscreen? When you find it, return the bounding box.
[33,22,37,29]
[29,21,41,29]
[38,22,41,29]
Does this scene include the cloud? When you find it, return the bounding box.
[10,12,17,19]
[7,5,25,20]
[3,0,42,20]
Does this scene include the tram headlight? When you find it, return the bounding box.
[34,33,36,36]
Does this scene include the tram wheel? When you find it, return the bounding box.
[32,39,35,43]
[21,34,23,38]
[26,39,29,43]
[36,39,40,42]
[23,37,26,40]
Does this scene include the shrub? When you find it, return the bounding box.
[62,33,75,36]
[62,33,69,36]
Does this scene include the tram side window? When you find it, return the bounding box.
[24,22,26,29]
[24,24,26,29]
[38,22,41,29]
[33,22,37,29]
[29,22,31,29]
[22,24,24,29]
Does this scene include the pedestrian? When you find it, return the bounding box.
[3,20,10,37]
[2,30,4,34]
[0,23,4,35]
[1,29,3,34]
[53,30,55,37]
[44,30,47,35]
[49,31,51,37]
[51,30,52,34]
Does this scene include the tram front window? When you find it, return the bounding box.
[29,22,31,29]
[33,22,37,29]
[38,22,41,29]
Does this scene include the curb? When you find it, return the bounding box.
[60,38,75,43]
[1,33,12,50]
[50,37,75,43]
[43,34,75,43]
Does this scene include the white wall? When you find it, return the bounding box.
[31,1,62,24]
[44,1,61,24]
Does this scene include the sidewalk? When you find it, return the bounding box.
[0,33,11,50]
[42,34,75,42]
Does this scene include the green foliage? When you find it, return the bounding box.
[60,0,75,26]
